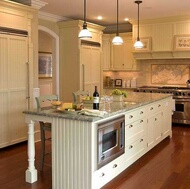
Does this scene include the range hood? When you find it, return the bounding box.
[133,51,190,60]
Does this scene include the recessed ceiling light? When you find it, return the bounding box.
[124,18,129,21]
[97,16,102,20]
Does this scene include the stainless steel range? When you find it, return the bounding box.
[135,86,190,124]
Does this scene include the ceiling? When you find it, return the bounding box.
[39,0,190,27]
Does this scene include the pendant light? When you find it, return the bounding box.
[112,0,123,45]
[78,0,92,38]
[134,0,143,49]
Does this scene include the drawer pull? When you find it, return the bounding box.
[140,111,144,114]
[158,104,161,107]
[129,145,133,149]
[140,120,143,123]
[140,139,143,142]
[155,118,157,121]
[113,164,118,168]
[129,124,133,128]
[100,173,105,177]
[129,115,133,119]
[150,107,153,110]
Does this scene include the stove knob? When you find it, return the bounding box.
[175,92,179,96]
[188,93,190,96]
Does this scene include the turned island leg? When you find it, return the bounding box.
[25,120,38,183]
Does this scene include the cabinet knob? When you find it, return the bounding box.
[129,115,133,119]
[158,104,161,107]
[150,107,154,110]
[140,139,143,142]
[129,124,133,128]
[155,118,157,121]
[113,164,118,168]
[140,120,143,123]
[129,145,133,149]
[100,173,105,177]
[140,111,144,114]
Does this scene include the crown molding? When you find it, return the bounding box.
[130,15,190,25]
[38,11,70,22]
[31,0,47,9]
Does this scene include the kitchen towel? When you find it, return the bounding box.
[78,109,108,117]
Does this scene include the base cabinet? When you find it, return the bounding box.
[94,97,173,188]
[92,97,173,188]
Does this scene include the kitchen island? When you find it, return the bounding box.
[23,92,174,189]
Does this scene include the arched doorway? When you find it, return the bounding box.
[38,26,59,96]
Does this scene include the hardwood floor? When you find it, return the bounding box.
[0,124,190,189]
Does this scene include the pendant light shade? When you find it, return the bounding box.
[112,0,123,45]
[134,0,143,49]
[78,0,92,38]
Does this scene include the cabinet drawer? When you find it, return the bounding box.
[148,101,163,114]
[92,154,125,189]
[125,107,146,123]
[125,118,146,145]
[125,136,146,167]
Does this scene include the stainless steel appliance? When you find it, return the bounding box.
[97,116,125,169]
[135,86,190,124]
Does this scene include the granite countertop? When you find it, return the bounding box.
[23,92,173,122]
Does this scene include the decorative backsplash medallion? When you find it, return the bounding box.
[151,64,189,85]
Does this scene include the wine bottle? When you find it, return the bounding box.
[93,86,99,110]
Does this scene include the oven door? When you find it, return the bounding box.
[173,98,190,124]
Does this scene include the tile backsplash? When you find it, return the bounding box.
[103,59,190,88]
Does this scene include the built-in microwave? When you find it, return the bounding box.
[97,116,125,169]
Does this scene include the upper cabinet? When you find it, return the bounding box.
[102,33,139,71]
[131,16,190,59]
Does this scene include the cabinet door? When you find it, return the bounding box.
[102,38,111,70]
[112,38,135,70]
[162,99,172,138]
[81,46,101,95]
[112,43,125,70]
[147,112,162,150]
[0,34,28,148]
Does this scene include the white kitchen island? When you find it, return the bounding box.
[23,92,174,189]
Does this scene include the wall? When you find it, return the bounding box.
[103,59,190,88]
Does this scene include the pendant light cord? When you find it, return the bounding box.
[137,2,140,41]
[116,0,119,36]
[135,1,142,41]
[83,0,87,28]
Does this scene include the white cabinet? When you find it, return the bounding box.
[111,35,136,70]
[81,45,101,95]
[58,20,105,101]
[125,107,147,167]
[147,112,162,150]
[125,98,173,167]
[146,100,172,151]
[162,99,173,138]
[102,33,138,71]
[102,34,111,70]
[0,1,36,148]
